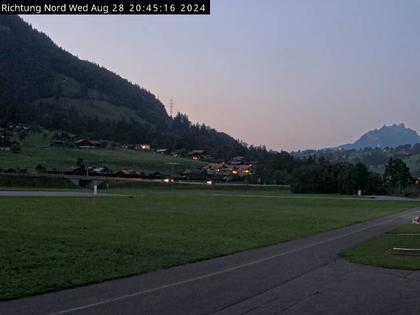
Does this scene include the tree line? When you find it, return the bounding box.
[244,147,416,196]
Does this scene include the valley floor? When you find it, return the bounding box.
[1,205,419,315]
[0,187,418,300]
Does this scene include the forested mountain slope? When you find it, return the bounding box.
[0,16,246,159]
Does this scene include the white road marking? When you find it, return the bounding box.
[212,193,420,202]
[392,233,420,236]
[47,211,415,315]
[211,193,369,200]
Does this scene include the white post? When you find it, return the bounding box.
[94,185,98,195]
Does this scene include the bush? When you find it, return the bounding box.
[35,164,47,174]
[402,185,420,198]
[10,141,21,153]
[0,175,75,188]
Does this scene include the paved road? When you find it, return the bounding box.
[0,191,122,197]
[369,195,420,202]
[1,208,420,315]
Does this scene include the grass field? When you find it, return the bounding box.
[0,131,205,174]
[341,224,420,270]
[0,187,418,300]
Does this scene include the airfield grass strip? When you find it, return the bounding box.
[0,188,418,299]
[341,224,420,270]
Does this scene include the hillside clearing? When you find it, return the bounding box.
[0,131,205,175]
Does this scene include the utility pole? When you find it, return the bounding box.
[168,98,175,118]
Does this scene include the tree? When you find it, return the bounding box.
[336,163,357,195]
[290,160,382,195]
[354,162,369,193]
[35,164,47,174]
[366,172,386,195]
[75,158,87,174]
[383,158,413,192]
[290,163,337,194]
[55,84,63,100]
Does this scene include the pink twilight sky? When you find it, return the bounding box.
[23,0,420,151]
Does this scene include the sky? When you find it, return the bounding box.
[23,0,420,151]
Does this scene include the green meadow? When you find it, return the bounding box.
[0,131,205,174]
[0,187,418,300]
[341,224,420,270]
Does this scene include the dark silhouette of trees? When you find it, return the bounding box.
[383,158,413,191]
[290,160,387,195]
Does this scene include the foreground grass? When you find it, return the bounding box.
[0,188,418,300]
[341,224,420,270]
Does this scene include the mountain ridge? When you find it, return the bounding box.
[339,123,420,150]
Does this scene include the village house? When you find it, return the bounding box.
[189,150,205,160]
[1,168,28,174]
[122,144,151,151]
[89,166,112,176]
[233,164,253,176]
[0,132,10,150]
[230,156,247,165]
[115,169,142,178]
[0,144,11,152]
[149,171,165,179]
[15,124,30,131]
[171,149,188,158]
[0,129,12,138]
[203,162,229,177]
[0,139,21,152]
[155,149,169,155]
[74,139,102,149]
[139,144,151,151]
[203,162,254,180]
[50,139,66,147]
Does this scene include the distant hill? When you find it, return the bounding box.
[340,123,420,150]
[294,124,420,177]
[0,16,246,159]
